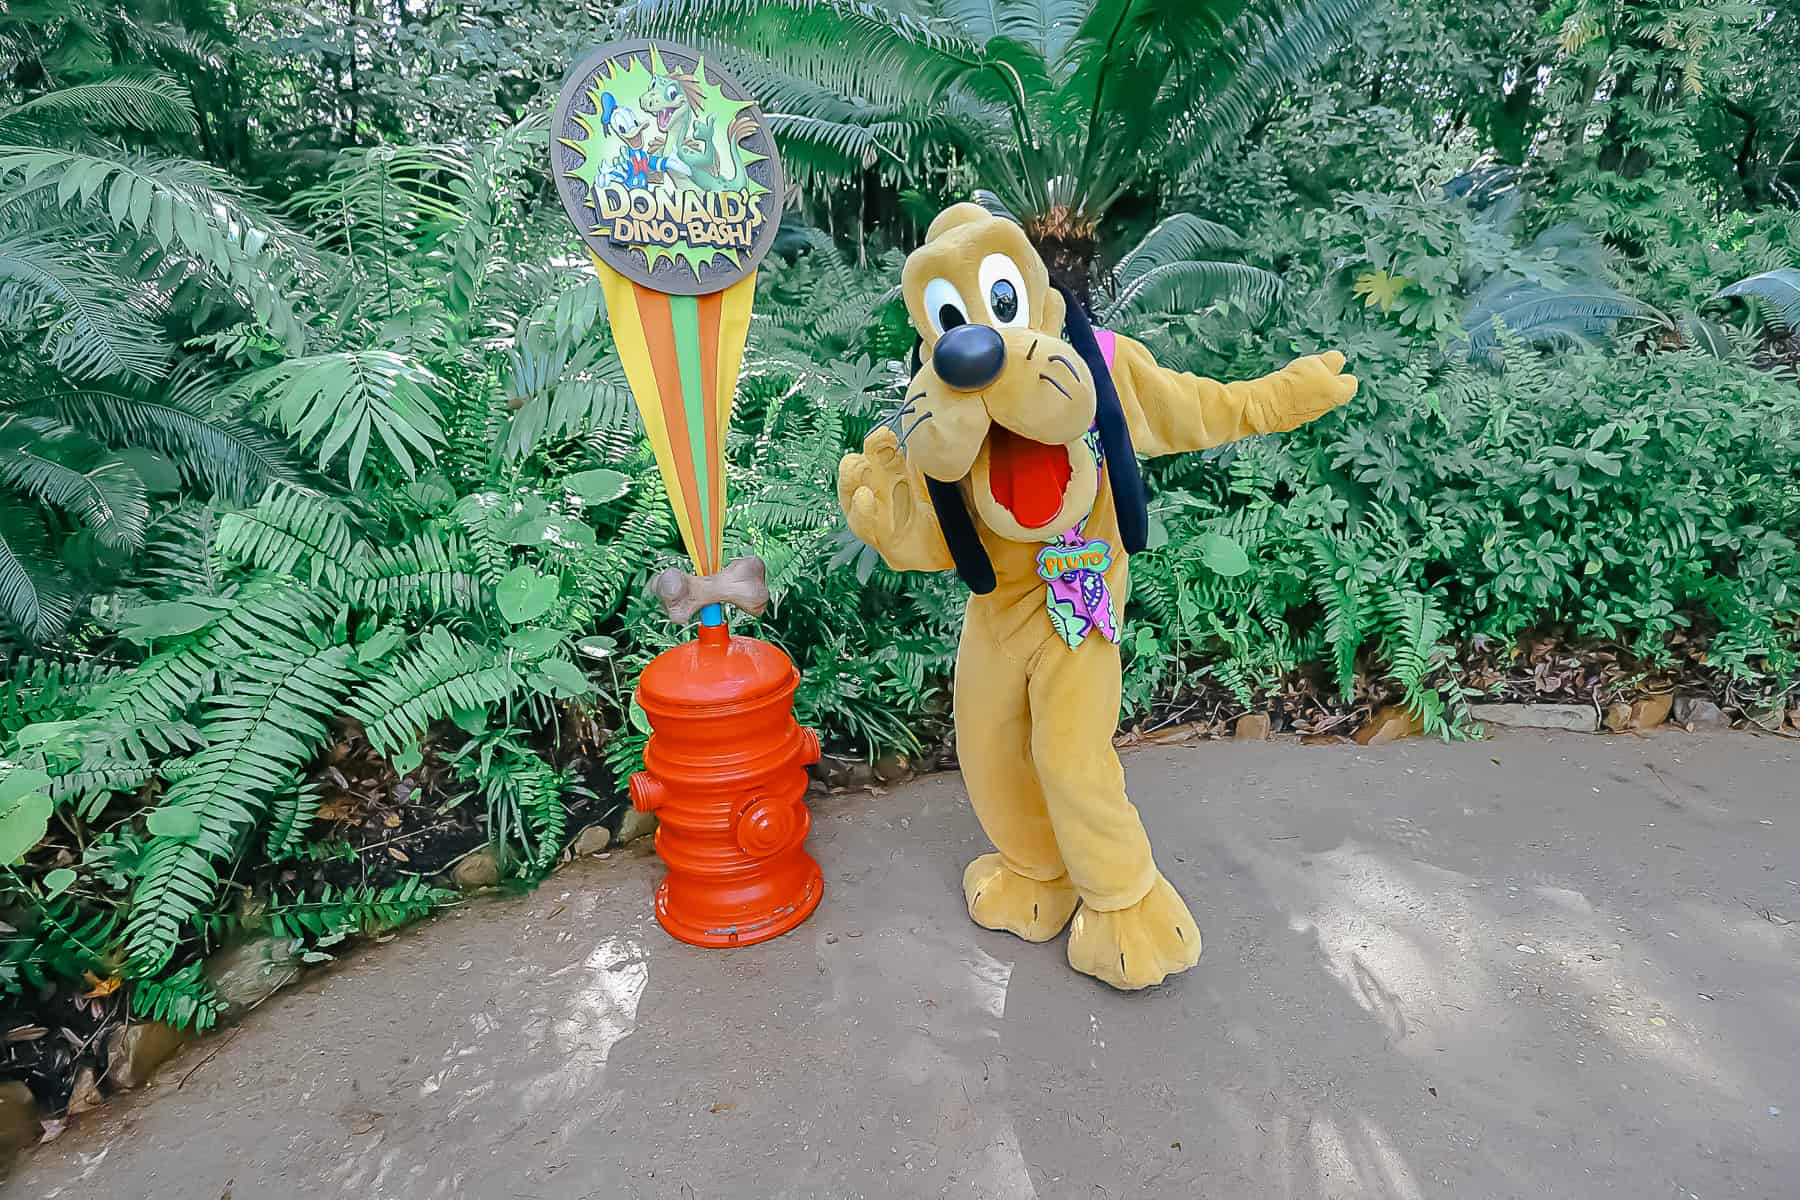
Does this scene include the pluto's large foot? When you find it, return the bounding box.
[1065,872,1202,990]
[963,853,1079,943]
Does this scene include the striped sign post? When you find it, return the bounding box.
[551,38,783,622]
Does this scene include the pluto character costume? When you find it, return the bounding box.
[839,205,1357,989]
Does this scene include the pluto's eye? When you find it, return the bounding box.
[923,277,970,337]
[978,253,1030,328]
[989,279,1018,323]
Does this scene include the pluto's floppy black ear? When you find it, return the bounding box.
[1055,284,1148,554]
[926,478,995,594]
[907,335,996,594]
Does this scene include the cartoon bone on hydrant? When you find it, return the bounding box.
[838,204,1357,989]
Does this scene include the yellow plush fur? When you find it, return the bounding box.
[839,204,1356,989]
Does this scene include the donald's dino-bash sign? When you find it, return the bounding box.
[551,38,783,296]
[550,39,783,580]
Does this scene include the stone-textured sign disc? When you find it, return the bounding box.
[551,38,784,296]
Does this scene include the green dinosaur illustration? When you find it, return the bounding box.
[639,69,753,193]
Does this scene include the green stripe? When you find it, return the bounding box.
[668,293,711,567]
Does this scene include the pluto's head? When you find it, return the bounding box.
[898,204,1145,590]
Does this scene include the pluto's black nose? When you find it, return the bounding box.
[933,323,1005,391]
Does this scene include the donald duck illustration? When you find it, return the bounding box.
[598,91,690,188]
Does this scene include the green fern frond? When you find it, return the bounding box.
[267,876,452,944]
[130,960,224,1033]
[1,895,118,995]
[1376,586,1456,735]
[346,626,521,759]
[265,778,323,859]
[0,655,121,738]
[25,387,304,504]
[48,761,158,820]
[80,584,331,761]
[126,637,360,972]
[346,528,482,618]
[216,486,361,589]
[138,504,221,598]
[449,491,514,588]
[442,114,545,324]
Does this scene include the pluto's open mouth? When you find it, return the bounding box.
[986,425,1071,529]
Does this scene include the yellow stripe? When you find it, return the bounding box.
[591,253,704,569]
[713,271,757,441]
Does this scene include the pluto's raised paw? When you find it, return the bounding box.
[963,854,1079,943]
[1264,349,1358,429]
[1065,872,1202,990]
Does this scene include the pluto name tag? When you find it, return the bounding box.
[1036,538,1112,582]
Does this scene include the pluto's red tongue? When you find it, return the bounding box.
[986,425,1071,529]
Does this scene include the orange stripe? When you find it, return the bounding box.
[697,289,723,567]
[633,286,704,547]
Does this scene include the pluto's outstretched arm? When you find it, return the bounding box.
[837,426,954,573]
[1110,334,1358,458]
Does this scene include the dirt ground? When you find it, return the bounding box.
[14,730,1799,1199]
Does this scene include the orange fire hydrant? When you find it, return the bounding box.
[629,620,823,947]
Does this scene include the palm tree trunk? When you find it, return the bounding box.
[1025,207,1099,312]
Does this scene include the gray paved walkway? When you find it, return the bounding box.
[14,731,1800,1198]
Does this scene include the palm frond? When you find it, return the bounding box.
[1108,213,1245,292]
[629,0,988,112]
[215,486,362,590]
[995,0,1092,66]
[0,496,74,642]
[1713,268,1800,332]
[1102,259,1282,322]
[1461,287,1653,363]
[0,72,197,136]
[502,341,638,461]
[1678,314,1732,358]
[346,626,521,759]
[0,232,171,380]
[442,114,546,325]
[767,114,903,176]
[22,386,303,502]
[226,351,445,485]
[0,415,149,548]
[0,148,315,353]
[79,584,331,761]
[1167,0,1382,182]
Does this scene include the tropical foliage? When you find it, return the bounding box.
[2,0,1800,1123]
[630,0,1385,293]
